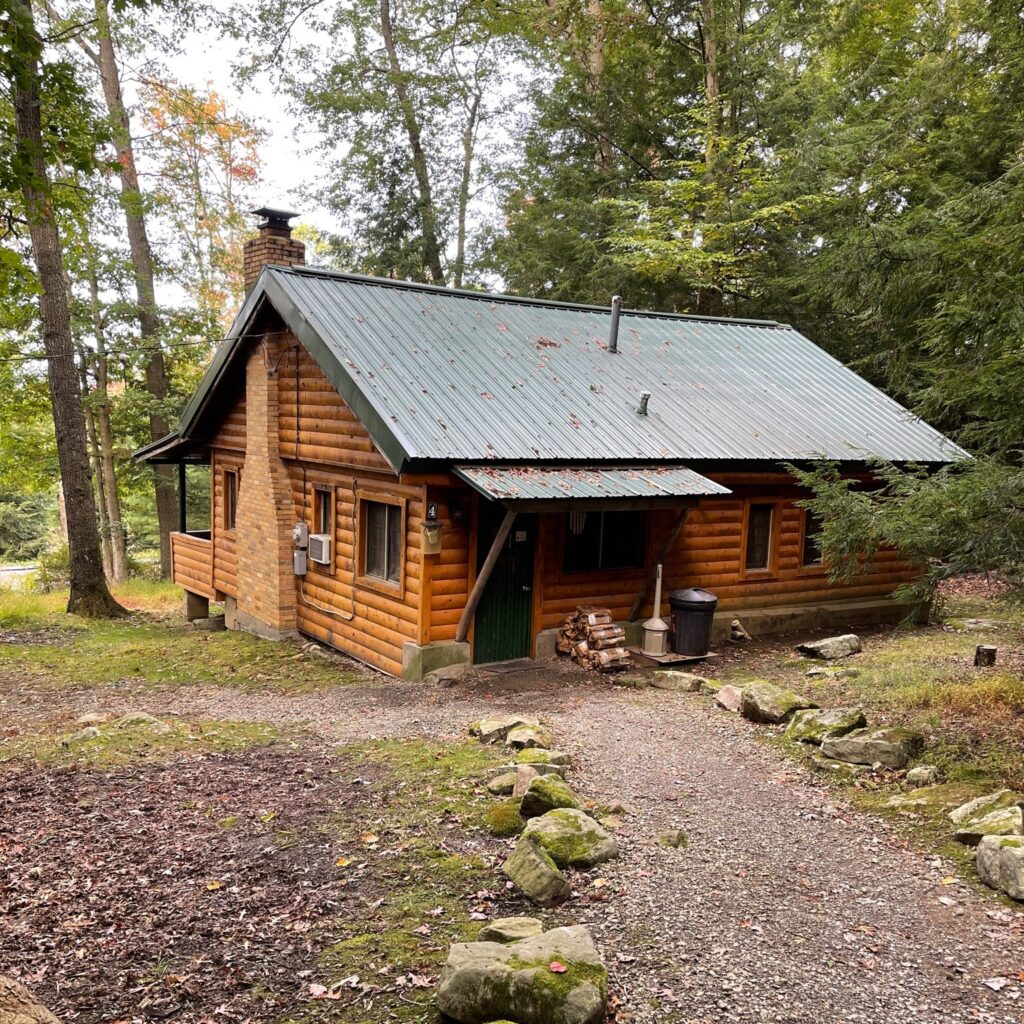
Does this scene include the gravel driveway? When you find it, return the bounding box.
[6,670,1023,1023]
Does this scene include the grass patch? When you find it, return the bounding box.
[1,717,279,767]
[306,737,513,1021]
[0,585,370,693]
[484,799,526,837]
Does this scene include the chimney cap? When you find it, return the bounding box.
[252,206,299,230]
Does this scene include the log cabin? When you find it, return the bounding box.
[137,209,965,680]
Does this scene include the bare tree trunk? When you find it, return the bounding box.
[379,0,446,284]
[0,974,60,1024]
[88,268,128,579]
[78,351,114,578]
[454,91,481,289]
[10,0,123,617]
[699,0,721,163]
[88,0,176,576]
[585,0,614,170]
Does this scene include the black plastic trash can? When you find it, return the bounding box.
[668,588,718,657]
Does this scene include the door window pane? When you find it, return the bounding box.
[745,503,774,570]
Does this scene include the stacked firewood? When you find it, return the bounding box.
[557,606,630,671]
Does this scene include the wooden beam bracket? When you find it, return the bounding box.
[455,508,517,644]
[629,504,692,621]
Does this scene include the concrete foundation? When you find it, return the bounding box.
[183,590,210,622]
[232,605,298,641]
[402,640,470,681]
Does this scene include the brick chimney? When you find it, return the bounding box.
[244,207,305,293]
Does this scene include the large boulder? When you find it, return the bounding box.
[954,806,1024,847]
[437,925,607,1024]
[478,917,544,943]
[522,808,619,869]
[501,838,571,907]
[520,776,582,818]
[785,707,867,745]
[507,724,554,750]
[949,789,1024,826]
[820,726,924,769]
[487,772,518,796]
[715,685,744,712]
[795,634,862,660]
[976,836,1024,901]
[513,766,540,799]
[650,671,708,692]
[739,681,818,725]
[472,715,540,745]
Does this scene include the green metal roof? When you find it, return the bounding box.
[455,465,731,502]
[148,266,967,472]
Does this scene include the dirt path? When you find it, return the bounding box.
[5,674,1023,1022]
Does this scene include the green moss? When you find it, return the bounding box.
[485,799,526,837]
[1,719,279,767]
[523,775,580,811]
[504,956,609,1001]
[999,838,1023,849]
[217,815,240,829]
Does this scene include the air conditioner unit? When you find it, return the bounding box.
[308,533,332,565]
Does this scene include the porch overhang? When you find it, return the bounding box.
[134,433,210,465]
[453,464,731,510]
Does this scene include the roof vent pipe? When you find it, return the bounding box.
[608,295,622,353]
[637,391,651,416]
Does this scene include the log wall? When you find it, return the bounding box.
[210,450,242,600]
[170,531,214,599]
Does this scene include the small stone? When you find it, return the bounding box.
[812,755,872,779]
[906,765,939,786]
[520,775,582,818]
[659,829,687,849]
[950,789,1024,826]
[190,614,226,632]
[976,836,1024,901]
[437,925,606,1023]
[75,712,108,726]
[740,681,818,725]
[805,666,862,679]
[487,772,518,796]
[699,679,722,696]
[615,674,650,689]
[795,634,862,660]
[501,837,571,907]
[651,671,708,692]
[598,815,623,830]
[785,707,867,745]
[477,917,544,943]
[506,724,553,750]
[115,711,171,733]
[424,663,469,686]
[715,685,744,712]
[472,715,540,744]
[954,807,1024,847]
[522,808,619,868]
[513,765,540,799]
[820,726,924,769]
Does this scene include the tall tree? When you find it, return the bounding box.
[1,0,122,615]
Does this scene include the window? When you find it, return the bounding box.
[364,500,402,584]
[563,510,645,574]
[224,470,238,531]
[314,487,333,537]
[744,503,774,571]
[802,509,824,567]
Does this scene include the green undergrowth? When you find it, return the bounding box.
[0,585,369,693]
[1,717,279,767]
[301,737,513,1022]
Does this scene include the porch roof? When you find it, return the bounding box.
[453,464,731,504]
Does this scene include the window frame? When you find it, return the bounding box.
[310,484,336,576]
[559,508,647,579]
[223,469,238,533]
[740,499,779,578]
[799,507,826,572]
[356,490,406,598]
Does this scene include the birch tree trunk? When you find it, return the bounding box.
[78,352,114,578]
[9,0,123,617]
[453,92,481,289]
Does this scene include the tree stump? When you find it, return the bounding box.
[0,975,61,1024]
[974,645,997,667]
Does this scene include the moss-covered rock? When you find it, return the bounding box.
[522,808,618,868]
[740,681,818,725]
[520,775,582,818]
[477,917,544,943]
[507,724,554,750]
[784,707,866,745]
[471,715,540,744]
[820,726,924,769]
[500,837,571,907]
[437,924,607,1024]
[954,806,1024,846]
[486,772,518,796]
[976,834,1024,901]
[949,789,1024,826]
[517,749,570,767]
[485,799,526,837]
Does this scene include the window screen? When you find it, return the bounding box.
[224,471,238,531]
[745,503,774,570]
[365,500,401,584]
[563,510,645,574]
[315,488,332,536]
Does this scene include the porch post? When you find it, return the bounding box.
[456,508,517,644]
[177,462,187,533]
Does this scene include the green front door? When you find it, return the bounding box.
[473,503,536,664]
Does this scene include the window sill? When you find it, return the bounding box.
[357,573,404,600]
